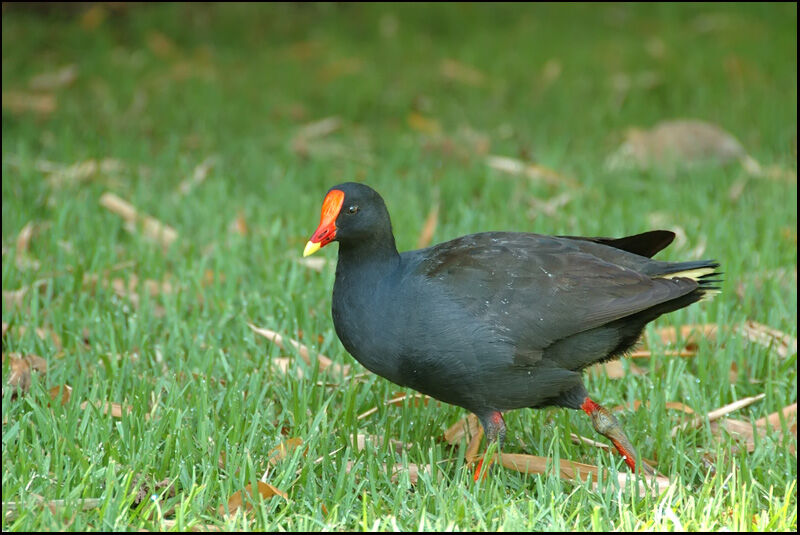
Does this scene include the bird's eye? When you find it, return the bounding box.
[347,205,359,215]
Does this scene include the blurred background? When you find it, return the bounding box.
[2,3,797,530]
[2,2,796,314]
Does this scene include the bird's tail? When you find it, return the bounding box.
[654,260,722,300]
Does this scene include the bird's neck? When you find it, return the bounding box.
[335,233,400,274]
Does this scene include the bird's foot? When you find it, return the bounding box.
[581,397,655,475]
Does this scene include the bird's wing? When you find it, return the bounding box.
[557,230,675,258]
[417,232,698,358]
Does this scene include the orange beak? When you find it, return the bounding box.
[303,189,344,257]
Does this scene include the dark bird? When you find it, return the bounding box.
[304,182,720,475]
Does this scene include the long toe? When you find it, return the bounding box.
[581,397,654,474]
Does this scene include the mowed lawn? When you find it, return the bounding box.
[2,3,796,531]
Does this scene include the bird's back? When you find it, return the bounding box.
[333,230,718,412]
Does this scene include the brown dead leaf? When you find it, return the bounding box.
[222,481,287,515]
[740,155,797,182]
[268,437,304,466]
[611,400,695,414]
[358,392,435,420]
[570,433,611,451]
[2,323,61,350]
[2,497,103,522]
[728,361,741,383]
[420,126,491,163]
[497,452,671,494]
[755,403,797,431]
[671,393,766,438]
[609,71,663,109]
[587,359,646,379]
[652,323,719,347]
[3,289,28,309]
[177,156,218,196]
[499,452,597,479]
[728,177,748,202]
[79,261,135,294]
[271,357,300,377]
[247,323,349,377]
[154,519,224,532]
[736,321,796,359]
[31,325,62,349]
[386,392,431,408]
[345,461,426,486]
[710,418,757,454]
[444,413,481,445]
[645,321,795,361]
[416,199,440,249]
[486,155,578,188]
[131,475,176,507]
[465,424,484,463]
[49,384,73,406]
[143,278,173,297]
[712,404,797,454]
[291,116,342,157]
[29,64,78,91]
[527,192,573,219]
[106,275,169,317]
[39,158,124,189]
[2,91,56,115]
[667,401,698,414]
[294,116,341,140]
[100,192,178,249]
[16,221,35,255]
[79,400,131,418]
[295,139,374,164]
[760,163,796,182]
[353,434,411,454]
[14,220,42,270]
[606,119,745,170]
[392,463,425,485]
[4,353,47,399]
[628,349,698,358]
[440,59,486,87]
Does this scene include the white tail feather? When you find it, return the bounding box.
[656,267,716,281]
[699,289,721,301]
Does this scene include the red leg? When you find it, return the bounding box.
[473,411,505,481]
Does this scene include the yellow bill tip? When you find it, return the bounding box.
[303,241,321,257]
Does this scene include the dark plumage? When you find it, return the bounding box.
[304,182,720,474]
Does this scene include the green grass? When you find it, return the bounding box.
[2,3,797,531]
